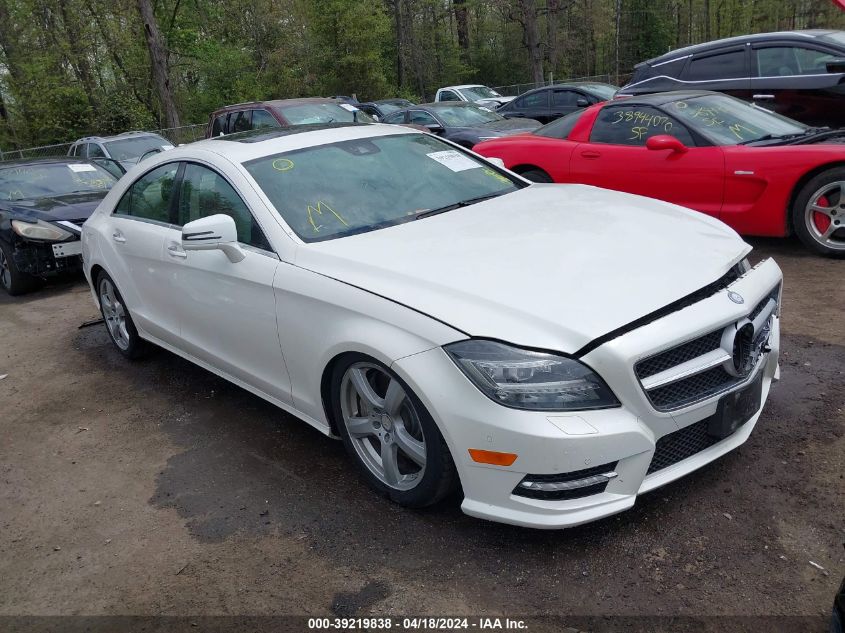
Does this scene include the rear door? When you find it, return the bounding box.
[549,89,587,121]
[105,162,181,343]
[569,104,725,217]
[751,43,845,127]
[681,46,751,100]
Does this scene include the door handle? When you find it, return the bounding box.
[580,150,602,159]
[752,94,775,100]
[167,242,187,259]
[112,231,126,244]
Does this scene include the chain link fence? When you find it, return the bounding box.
[0,123,207,163]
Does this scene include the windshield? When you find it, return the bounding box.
[582,84,618,100]
[666,95,807,145]
[377,102,404,115]
[434,105,503,127]
[461,86,500,100]
[277,102,375,125]
[534,110,585,139]
[0,162,117,200]
[104,135,172,161]
[245,134,520,242]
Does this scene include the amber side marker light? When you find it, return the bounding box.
[468,449,518,466]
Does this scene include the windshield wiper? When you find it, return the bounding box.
[414,191,506,220]
[738,128,829,145]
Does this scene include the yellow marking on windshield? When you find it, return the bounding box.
[306,201,348,233]
[482,168,510,184]
[272,158,295,172]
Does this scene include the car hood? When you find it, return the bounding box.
[5,191,107,222]
[450,119,541,138]
[477,96,515,106]
[294,184,749,353]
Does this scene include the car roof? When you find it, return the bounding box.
[417,102,483,109]
[641,29,842,66]
[185,122,418,164]
[439,85,487,91]
[0,156,94,168]
[520,81,617,93]
[71,131,164,144]
[606,89,721,105]
[212,97,347,115]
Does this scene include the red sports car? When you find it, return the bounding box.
[473,90,845,257]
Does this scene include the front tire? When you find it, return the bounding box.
[96,271,148,359]
[518,168,553,183]
[792,168,845,257]
[331,354,458,508]
[0,240,42,296]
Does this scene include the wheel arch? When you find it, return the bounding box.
[510,164,551,177]
[787,160,845,235]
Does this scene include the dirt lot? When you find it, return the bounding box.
[0,237,843,632]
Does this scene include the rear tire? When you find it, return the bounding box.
[96,271,148,359]
[518,168,553,183]
[791,167,845,257]
[0,240,41,296]
[330,354,458,508]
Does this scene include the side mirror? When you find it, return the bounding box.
[425,123,444,134]
[646,134,688,154]
[576,98,589,107]
[825,58,845,73]
[486,157,506,168]
[181,214,245,263]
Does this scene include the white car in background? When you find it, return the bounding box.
[434,84,515,109]
[81,123,782,528]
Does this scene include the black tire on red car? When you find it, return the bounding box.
[792,167,845,258]
[518,168,553,183]
[0,240,42,296]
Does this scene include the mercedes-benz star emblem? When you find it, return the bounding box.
[727,291,744,304]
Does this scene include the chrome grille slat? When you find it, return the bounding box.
[635,285,779,412]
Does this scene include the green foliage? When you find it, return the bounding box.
[0,0,844,149]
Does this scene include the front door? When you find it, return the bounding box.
[569,104,725,218]
[164,161,292,404]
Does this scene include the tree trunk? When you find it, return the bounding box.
[518,0,543,85]
[135,0,180,128]
[454,0,469,61]
[547,0,559,77]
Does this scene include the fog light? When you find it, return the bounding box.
[514,462,618,500]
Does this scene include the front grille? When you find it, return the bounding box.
[636,330,723,380]
[647,419,718,474]
[635,284,779,411]
[513,461,618,500]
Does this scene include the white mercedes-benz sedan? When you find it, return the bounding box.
[81,123,782,529]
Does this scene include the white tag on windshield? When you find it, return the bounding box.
[68,164,97,172]
[426,150,480,172]
[339,103,358,112]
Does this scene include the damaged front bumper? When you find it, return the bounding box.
[12,237,84,278]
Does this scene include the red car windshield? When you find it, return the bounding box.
[666,95,807,146]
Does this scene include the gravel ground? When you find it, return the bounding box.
[0,237,842,632]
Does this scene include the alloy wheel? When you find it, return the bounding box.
[99,277,130,351]
[339,362,427,491]
[0,248,10,290]
[805,182,845,252]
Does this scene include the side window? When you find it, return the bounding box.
[516,91,549,109]
[251,109,280,129]
[211,113,228,136]
[177,163,271,250]
[589,106,695,147]
[383,112,406,124]
[231,110,252,133]
[115,163,178,223]
[684,49,747,80]
[756,46,836,76]
[79,143,91,158]
[88,144,106,158]
[409,110,439,126]
[439,90,461,102]
[69,144,78,157]
[552,90,578,107]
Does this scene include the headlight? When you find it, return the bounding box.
[11,219,73,242]
[445,340,619,411]
[737,257,751,273]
